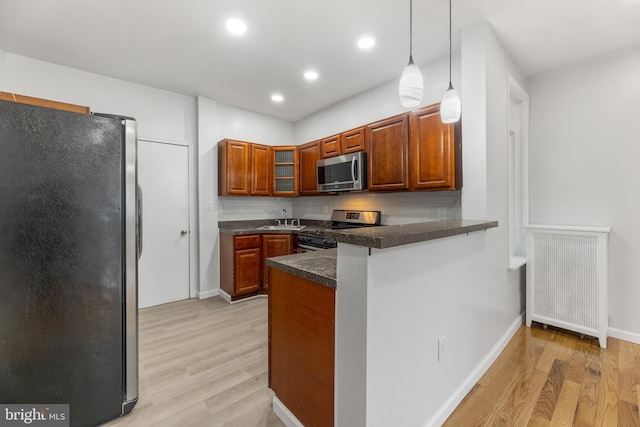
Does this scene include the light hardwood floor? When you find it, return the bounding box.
[103,297,639,427]
[444,324,640,427]
[101,297,285,427]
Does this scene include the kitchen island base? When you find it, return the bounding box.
[268,267,335,427]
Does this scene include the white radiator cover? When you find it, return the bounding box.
[526,225,610,348]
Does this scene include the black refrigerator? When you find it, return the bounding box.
[0,100,140,426]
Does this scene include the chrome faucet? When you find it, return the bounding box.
[281,208,288,227]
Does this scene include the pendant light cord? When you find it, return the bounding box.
[409,0,413,58]
[448,0,452,86]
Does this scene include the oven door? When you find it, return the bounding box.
[297,243,325,252]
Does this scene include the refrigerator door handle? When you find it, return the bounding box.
[137,184,143,259]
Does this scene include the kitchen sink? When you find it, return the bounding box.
[257,224,306,231]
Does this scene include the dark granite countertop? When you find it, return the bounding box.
[266,249,337,289]
[264,219,498,287]
[324,219,499,249]
[218,219,331,236]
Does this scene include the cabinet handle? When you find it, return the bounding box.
[351,156,357,184]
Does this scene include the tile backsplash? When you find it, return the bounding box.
[218,191,461,225]
[292,191,462,225]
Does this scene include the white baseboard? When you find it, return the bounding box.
[218,289,231,303]
[425,312,525,427]
[217,290,268,304]
[197,289,219,300]
[609,327,640,344]
[273,397,304,427]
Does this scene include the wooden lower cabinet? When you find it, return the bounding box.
[220,233,262,300]
[220,232,293,301]
[261,234,292,290]
[268,267,335,427]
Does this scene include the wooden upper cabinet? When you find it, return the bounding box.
[272,146,299,197]
[321,134,341,158]
[366,114,410,191]
[320,127,366,158]
[299,140,321,196]
[0,92,91,114]
[251,143,272,195]
[218,139,251,196]
[342,126,366,154]
[409,103,462,191]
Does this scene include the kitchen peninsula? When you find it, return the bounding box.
[266,219,498,427]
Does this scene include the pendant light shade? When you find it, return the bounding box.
[399,0,423,108]
[440,0,461,123]
[400,56,423,108]
[441,83,461,123]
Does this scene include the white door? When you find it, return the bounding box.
[138,140,190,308]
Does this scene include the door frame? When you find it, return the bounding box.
[138,137,197,300]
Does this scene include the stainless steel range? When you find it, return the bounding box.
[297,210,381,251]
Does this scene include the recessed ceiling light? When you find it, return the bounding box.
[226,18,247,35]
[357,37,375,50]
[304,70,319,81]
[271,94,284,103]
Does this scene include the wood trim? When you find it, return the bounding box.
[0,92,90,114]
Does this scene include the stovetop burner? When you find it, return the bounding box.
[297,210,381,250]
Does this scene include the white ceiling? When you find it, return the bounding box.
[1,0,639,122]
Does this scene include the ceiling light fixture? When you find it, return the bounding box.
[357,37,375,50]
[399,0,423,108]
[226,18,247,35]
[440,0,461,123]
[304,70,319,80]
[271,94,284,103]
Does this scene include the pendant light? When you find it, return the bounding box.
[440,0,461,123]
[399,0,423,108]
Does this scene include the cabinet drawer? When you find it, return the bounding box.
[235,235,261,250]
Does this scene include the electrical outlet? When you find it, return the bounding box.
[438,208,446,219]
[438,335,446,362]
[206,201,214,211]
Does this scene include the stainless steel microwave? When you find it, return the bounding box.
[317,151,367,192]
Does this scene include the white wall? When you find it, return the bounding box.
[294,55,459,144]
[292,55,463,223]
[0,44,5,90]
[293,191,461,224]
[196,99,296,296]
[3,54,196,143]
[215,103,295,221]
[330,22,528,426]
[460,25,488,220]
[529,44,640,340]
